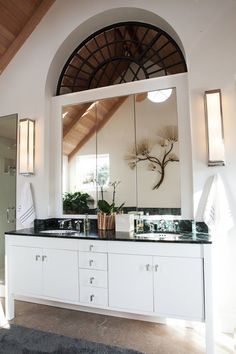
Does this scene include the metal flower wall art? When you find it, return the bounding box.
[125,125,179,190]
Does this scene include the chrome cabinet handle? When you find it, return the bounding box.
[90,277,95,284]
[89,259,94,267]
[42,255,47,262]
[146,264,151,271]
[35,255,41,261]
[90,294,95,302]
[6,207,15,224]
[89,245,94,252]
[154,264,159,272]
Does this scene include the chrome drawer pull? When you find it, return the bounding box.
[146,264,151,271]
[90,294,95,302]
[154,264,159,272]
[35,255,41,261]
[42,255,47,262]
[90,277,95,284]
[89,245,94,252]
[89,259,94,267]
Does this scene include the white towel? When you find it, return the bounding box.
[17,182,36,226]
[203,174,233,232]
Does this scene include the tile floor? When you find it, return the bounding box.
[0,300,233,354]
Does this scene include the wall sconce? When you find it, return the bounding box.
[204,89,225,166]
[19,119,35,175]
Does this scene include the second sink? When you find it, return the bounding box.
[134,233,180,241]
[40,229,80,236]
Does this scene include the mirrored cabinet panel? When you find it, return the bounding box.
[62,88,180,215]
[135,88,180,210]
[62,101,97,214]
[96,96,136,211]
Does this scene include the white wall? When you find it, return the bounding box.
[0,0,235,332]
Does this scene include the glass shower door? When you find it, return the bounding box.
[0,114,17,285]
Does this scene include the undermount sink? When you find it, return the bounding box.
[40,229,80,235]
[134,233,181,241]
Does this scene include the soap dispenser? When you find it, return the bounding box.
[84,214,90,234]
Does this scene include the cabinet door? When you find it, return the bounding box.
[153,256,204,320]
[11,246,42,296]
[43,249,79,302]
[108,253,153,312]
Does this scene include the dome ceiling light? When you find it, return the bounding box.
[147,89,173,103]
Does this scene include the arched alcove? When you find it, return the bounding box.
[56,21,187,95]
[45,7,187,97]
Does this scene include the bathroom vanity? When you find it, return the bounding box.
[4,228,214,353]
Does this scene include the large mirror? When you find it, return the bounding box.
[62,87,180,215]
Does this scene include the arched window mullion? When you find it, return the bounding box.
[57,22,187,95]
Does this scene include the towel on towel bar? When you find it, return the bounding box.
[17,182,36,226]
[203,174,233,232]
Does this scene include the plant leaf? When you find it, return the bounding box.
[98,199,112,213]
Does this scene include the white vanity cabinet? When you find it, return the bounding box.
[108,241,205,321]
[5,234,213,353]
[6,236,79,308]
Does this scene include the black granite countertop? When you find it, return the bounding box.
[5,228,212,244]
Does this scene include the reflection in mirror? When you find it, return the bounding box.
[62,96,137,214]
[134,88,180,211]
[62,88,180,215]
[62,101,97,214]
[96,96,136,212]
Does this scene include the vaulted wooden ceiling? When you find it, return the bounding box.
[0,0,55,74]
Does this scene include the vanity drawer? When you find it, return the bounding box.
[79,269,107,288]
[80,286,108,307]
[79,252,107,270]
[78,240,107,253]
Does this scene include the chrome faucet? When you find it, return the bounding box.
[74,220,81,232]
[158,219,166,232]
[58,219,72,229]
[149,222,156,233]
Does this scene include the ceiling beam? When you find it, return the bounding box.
[0,0,56,74]
[63,103,92,138]
[68,96,127,162]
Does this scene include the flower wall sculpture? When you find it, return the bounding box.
[126,125,179,190]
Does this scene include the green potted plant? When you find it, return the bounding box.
[63,191,94,214]
[97,181,125,230]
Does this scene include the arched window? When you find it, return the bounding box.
[57,21,187,95]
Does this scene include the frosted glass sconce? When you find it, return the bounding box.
[19,119,35,175]
[204,89,225,166]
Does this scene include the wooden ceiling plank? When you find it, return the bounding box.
[0,23,15,43]
[0,11,20,36]
[0,43,7,55]
[0,0,56,74]
[0,1,29,35]
[11,0,42,17]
